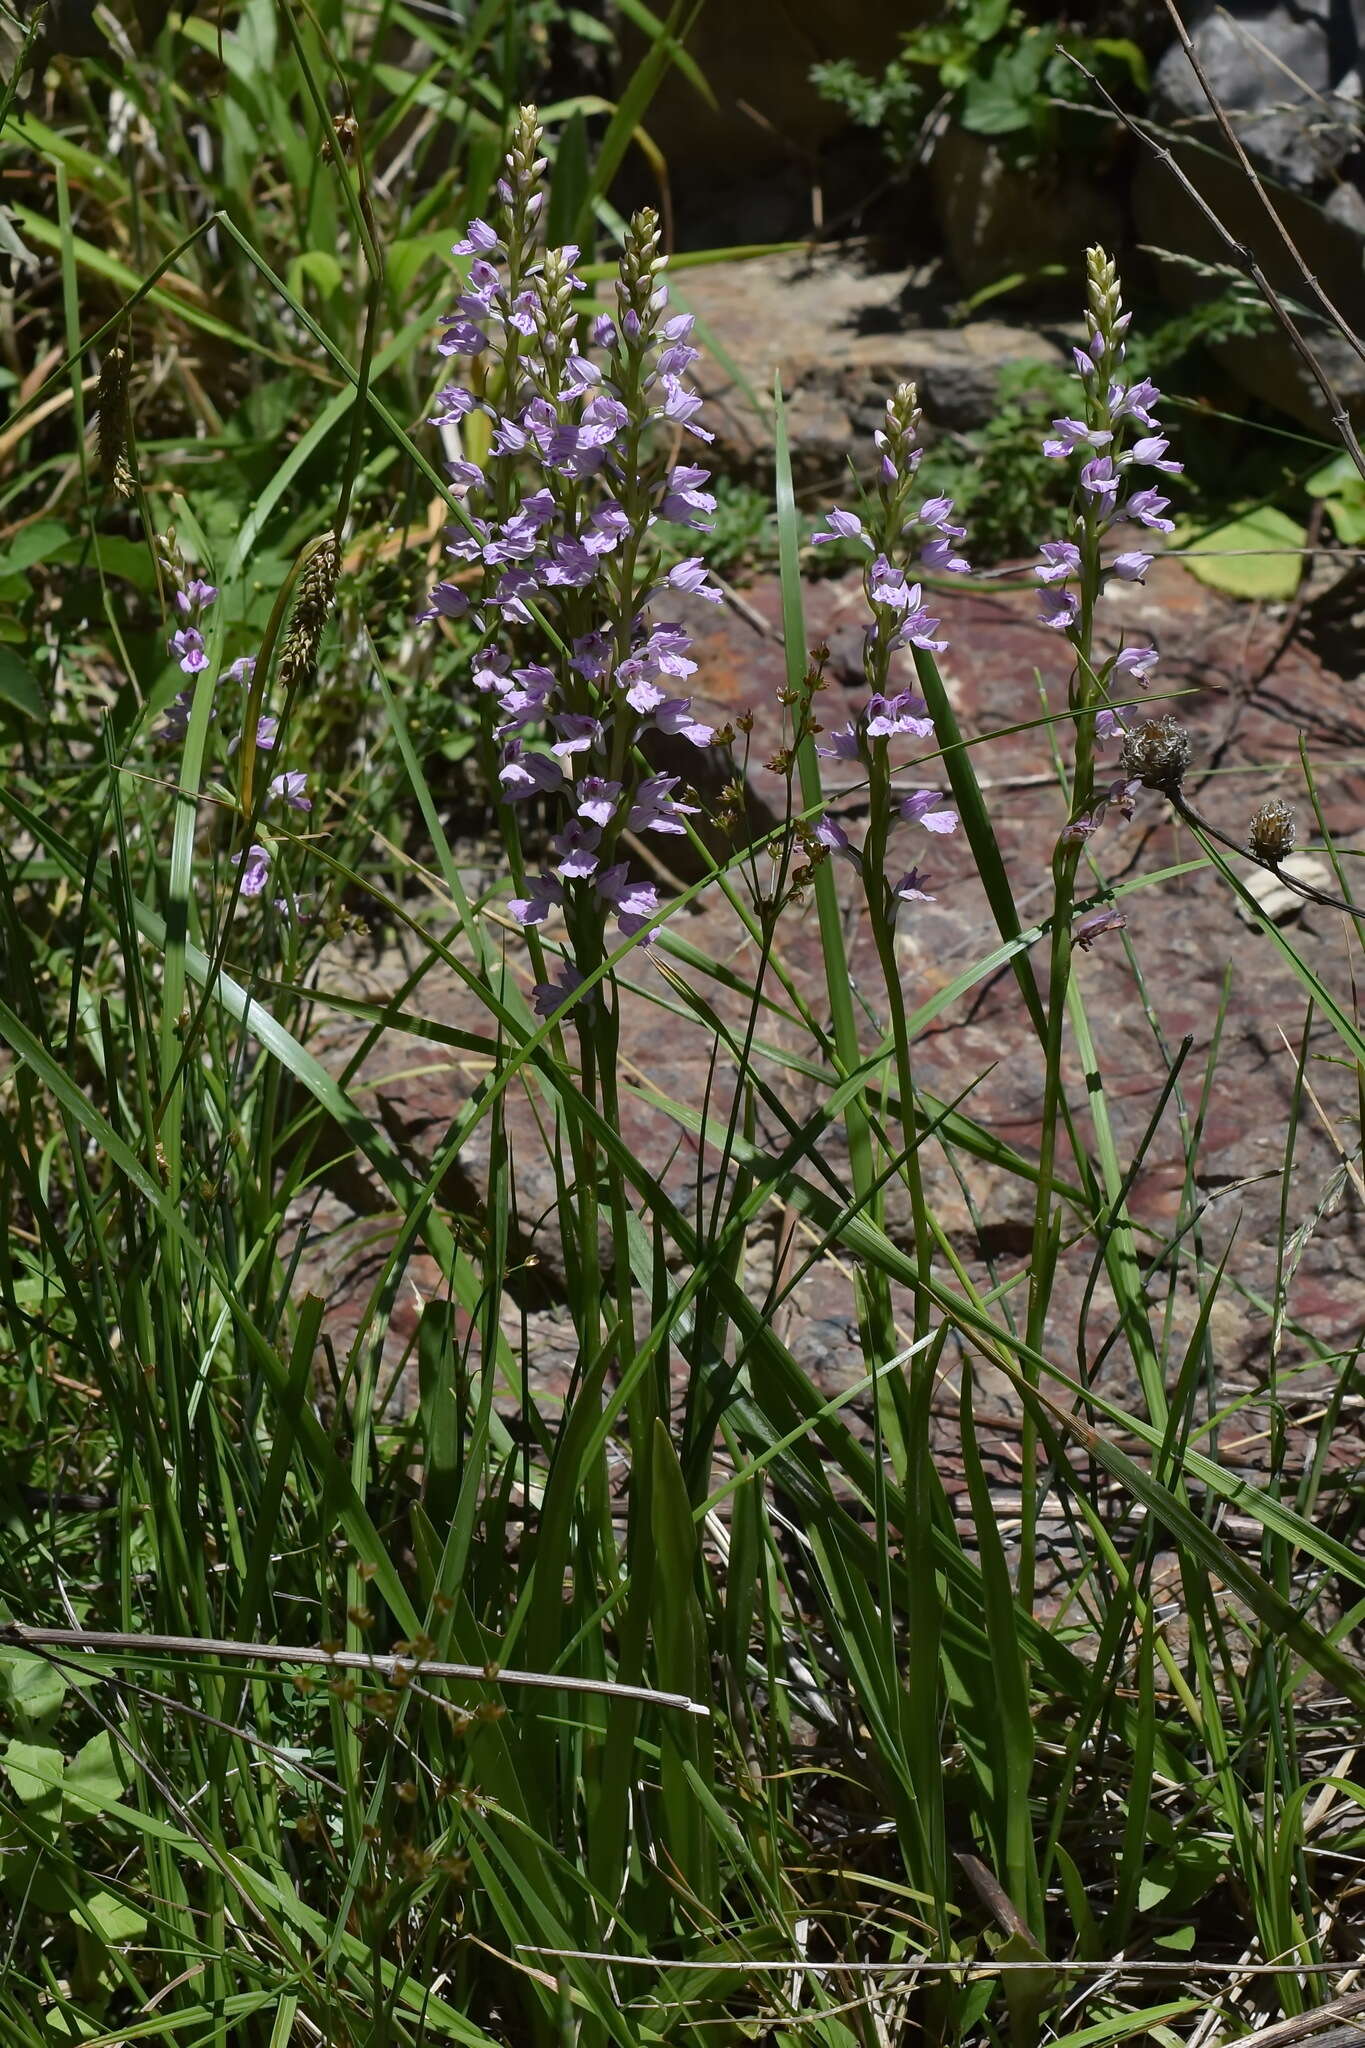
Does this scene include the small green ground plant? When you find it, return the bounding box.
[2,27,1365,2048]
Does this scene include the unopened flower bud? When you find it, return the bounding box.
[1248,797,1295,864]
[1119,714,1190,796]
[1085,245,1122,334]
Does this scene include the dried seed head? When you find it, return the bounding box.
[322,114,358,164]
[97,338,134,498]
[1118,714,1190,796]
[278,533,339,693]
[1248,797,1295,864]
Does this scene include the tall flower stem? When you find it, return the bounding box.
[1020,245,1178,1608]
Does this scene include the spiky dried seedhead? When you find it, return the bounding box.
[1119,714,1190,796]
[1248,797,1295,865]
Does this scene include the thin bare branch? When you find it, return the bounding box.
[1057,47,1365,484]
[2,1622,711,1716]
[1163,0,1365,375]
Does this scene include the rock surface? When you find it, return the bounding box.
[677,249,1067,485]
[1147,0,1363,195]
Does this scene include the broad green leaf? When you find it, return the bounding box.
[1173,504,1304,599]
[1304,451,1365,543]
[0,519,69,576]
[287,249,344,302]
[0,647,43,722]
[71,1887,147,1944]
[0,1648,66,1728]
[2,1738,63,1809]
[64,1733,128,1816]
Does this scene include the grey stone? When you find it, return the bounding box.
[928,128,1125,300]
[1148,1,1361,192]
[1132,135,1365,432]
[676,248,1066,486]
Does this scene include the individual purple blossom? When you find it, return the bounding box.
[1075,906,1127,950]
[813,507,868,547]
[445,460,485,493]
[815,814,850,852]
[532,961,585,1017]
[657,376,712,440]
[584,503,630,553]
[506,290,539,337]
[550,713,601,757]
[596,863,661,938]
[1122,489,1175,534]
[576,777,622,827]
[629,774,699,834]
[893,868,935,903]
[921,531,971,576]
[865,690,934,740]
[452,218,501,256]
[176,578,218,615]
[472,648,512,693]
[420,581,470,621]
[661,465,716,528]
[254,716,278,750]
[269,770,311,811]
[226,656,256,686]
[571,633,611,681]
[1129,435,1182,475]
[890,602,946,653]
[430,382,478,424]
[1043,417,1112,460]
[1038,586,1081,632]
[641,623,697,679]
[499,740,563,800]
[590,314,617,349]
[459,258,501,313]
[490,415,528,457]
[509,873,563,927]
[899,790,958,834]
[816,721,861,762]
[869,554,914,609]
[1036,540,1082,585]
[489,566,540,622]
[561,353,602,393]
[624,668,667,714]
[1110,378,1160,428]
[552,820,601,878]
[171,627,209,675]
[233,843,271,898]
[666,557,722,603]
[1111,550,1153,582]
[495,671,555,734]
[1095,707,1130,743]
[437,316,490,357]
[1113,645,1159,688]
[156,690,193,740]
[1079,456,1120,507]
[651,697,714,747]
[541,538,597,588]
